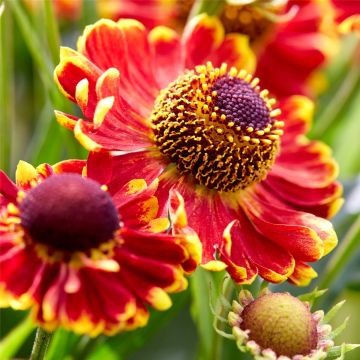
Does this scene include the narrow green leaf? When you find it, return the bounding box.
[327,343,360,359]
[45,328,81,360]
[324,300,346,323]
[0,316,35,359]
[298,288,327,307]
[316,215,360,297]
[191,269,220,359]
[6,0,53,89]
[330,317,350,340]
[43,0,60,65]
[0,1,14,173]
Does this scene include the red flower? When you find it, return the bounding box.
[255,0,339,98]
[97,0,177,29]
[0,159,201,335]
[331,0,360,34]
[54,15,342,286]
[95,0,339,98]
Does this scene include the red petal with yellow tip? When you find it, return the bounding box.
[163,178,231,266]
[182,14,224,68]
[52,159,86,175]
[240,191,336,262]
[34,265,137,336]
[74,113,152,152]
[208,34,255,73]
[266,175,342,219]
[256,0,338,98]
[79,19,158,110]
[221,214,295,284]
[54,51,101,117]
[271,143,338,188]
[120,227,187,265]
[148,26,182,88]
[117,249,185,292]
[288,261,318,287]
[103,150,167,195]
[278,96,314,141]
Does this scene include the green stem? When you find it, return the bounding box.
[312,42,360,138]
[43,0,60,65]
[317,215,360,292]
[0,315,35,359]
[6,0,53,89]
[30,327,53,360]
[0,1,14,173]
[212,277,234,360]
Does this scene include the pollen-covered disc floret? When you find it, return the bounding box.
[151,62,283,192]
[20,173,120,252]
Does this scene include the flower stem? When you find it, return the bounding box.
[212,277,234,360]
[30,327,53,360]
[317,215,360,295]
[0,1,14,174]
[312,42,360,138]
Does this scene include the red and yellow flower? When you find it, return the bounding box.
[0,158,201,336]
[96,0,339,98]
[54,15,342,286]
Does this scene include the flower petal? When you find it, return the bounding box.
[0,171,18,203]
[78,18,159,114]
[148,26,182,88]
[208,34,256,73]
[288,261,318,287]
[182,14,224,68]
[220,215,295,284]
[102,150,167,196]
[266,175,343,218]
[256,0,338,98]
[54,48,101,117]
[241,190,337,262]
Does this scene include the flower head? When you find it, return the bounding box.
[213,284,359,360]
[96,0,339,98]
[0,159,201,336]
[54,15,342,286]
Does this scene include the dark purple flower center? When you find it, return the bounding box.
[20,174,119,252]
[212,76,271,131]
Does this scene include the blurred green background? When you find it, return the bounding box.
[0,1,359,359]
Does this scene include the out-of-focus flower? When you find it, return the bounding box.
[23,0,82,21]
[255,0,338,98]
[96,0,339,98]
[214,284,359,359]
[54,15,342,286]
[97,0,177,29]
[0,159,201,336]
[332,0,360,34]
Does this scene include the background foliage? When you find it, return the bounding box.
[0,1,359,359]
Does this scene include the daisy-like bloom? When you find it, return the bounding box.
[214,285,358,359]
[95,0,339,98]
[0,159,201,336]
[54,15,342,286]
